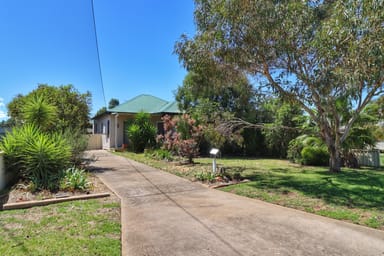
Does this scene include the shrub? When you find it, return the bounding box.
[301,146,329,166]
[126,112,157,153]
[157,114,204,164]
[59,167,90,192]
[0,124,71,190]
[287,135,328,165]
[62,128,89,166]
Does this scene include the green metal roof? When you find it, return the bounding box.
[158,101,180,113]
[108,94,181,114]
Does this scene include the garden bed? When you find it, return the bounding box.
[2,174,109,206]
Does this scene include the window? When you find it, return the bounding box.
[157,121,164,135]
[107,120,110,137]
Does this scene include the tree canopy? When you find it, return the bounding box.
[175,0,384,172]
[176,71,255,118]
[7,84,91,132]
[108,98,120,109]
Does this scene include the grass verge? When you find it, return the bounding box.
[0,197,121,255]
[117,151,384,230]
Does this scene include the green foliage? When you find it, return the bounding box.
[0,124,71,190]
[194,171,216,183]
[262,100,305,158]
[301,147,329,166]
[108,98,120,109]
[126,112,156,153]
[145,149,173,161]
[176,72,255,118]
[95,106,107,117]
[62,128,89,166]
[158,114,204,163]
[22,95,57,131]
[59,167,90,192]
[7,84,91,132]
[288,135,329,166]
[0,124,39,175]
[242,129,264,157]
[176,0,384,172]
[176,71,256,154]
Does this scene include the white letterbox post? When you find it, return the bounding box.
[209,148,220,174]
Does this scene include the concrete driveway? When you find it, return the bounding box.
[86,150,384,256]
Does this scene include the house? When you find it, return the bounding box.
[92,94,181,149]
[375,141,384,152]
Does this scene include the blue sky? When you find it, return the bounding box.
[0,0,195,120]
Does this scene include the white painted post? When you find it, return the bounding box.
[210,148,220,174]
[0,151,4,191]
[212,157,217,174]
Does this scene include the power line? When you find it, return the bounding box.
[91,0,107,108]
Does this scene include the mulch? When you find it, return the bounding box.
[3,174,110,205]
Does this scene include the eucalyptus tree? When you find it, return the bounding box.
[175,0,384,172]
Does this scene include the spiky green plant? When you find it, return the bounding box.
[0,124,71,190]
[22,95,57,131]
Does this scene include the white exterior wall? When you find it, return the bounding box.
[93,113,169,149]
[93,115,113,149]
[115,115,125,148]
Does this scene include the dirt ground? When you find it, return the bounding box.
[4,173,112,204]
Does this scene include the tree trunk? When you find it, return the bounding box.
[328,144,341,172]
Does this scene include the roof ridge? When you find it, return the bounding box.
[107,94,173,114]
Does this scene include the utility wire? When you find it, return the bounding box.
[91,0,107,108]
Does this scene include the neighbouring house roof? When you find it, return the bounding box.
[108,94,181,115]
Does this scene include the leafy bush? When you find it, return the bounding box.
[126,112,157,153]
[287,135,329,166]
[301,146,329,166]
[0,124,71,190]
[59,167,90,192]
[157,114,203,163]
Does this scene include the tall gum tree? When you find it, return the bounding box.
[175,0,384,172]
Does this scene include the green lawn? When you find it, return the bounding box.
[118,152,384,230]
[0,198,121,255]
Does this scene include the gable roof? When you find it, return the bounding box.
[108,94,180,114]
